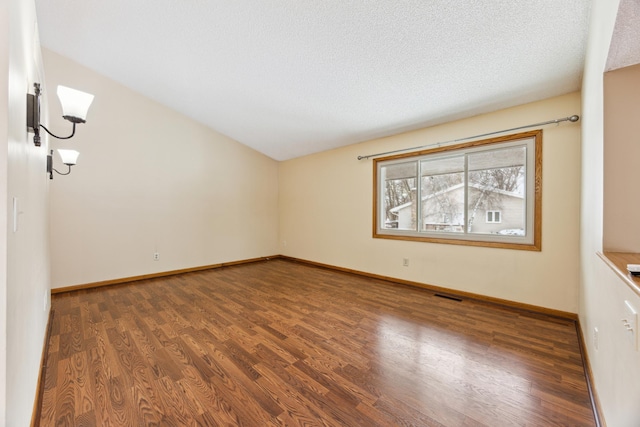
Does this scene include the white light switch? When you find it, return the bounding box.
[12,197,18,233]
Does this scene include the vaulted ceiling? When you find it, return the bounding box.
[35,1,592,161]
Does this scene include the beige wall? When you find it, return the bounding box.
[43,49,279,289]
[580,0,640,425]
[603,63,640,252]
[280,92,581,313]
[2,0,51,424]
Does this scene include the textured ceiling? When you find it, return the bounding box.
[606,0,640,71]
[35,1,592,161]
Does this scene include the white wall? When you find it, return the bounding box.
[280,92,581,313]
[43,49,280,289]
[2,0,51,425]
[0,2,7,421]
[580,0,640,425]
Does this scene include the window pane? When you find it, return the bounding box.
[467,146,526,236]
[381,162,417,230]
[373,131,540,251]
[421,156,464,233]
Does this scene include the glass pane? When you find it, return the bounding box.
[420,156,465,233]
[381,162,417,230]
[467,145,526,236]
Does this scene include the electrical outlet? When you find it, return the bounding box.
[403,258,409,267]
[593,327,599,350]
[623,300,638,351]
[153,252,160,261]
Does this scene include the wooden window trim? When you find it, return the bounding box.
[372,130,542,251]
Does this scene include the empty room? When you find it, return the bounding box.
[3,0,640,426]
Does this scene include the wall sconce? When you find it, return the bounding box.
[47,149,79,180]
[26,82,94,147]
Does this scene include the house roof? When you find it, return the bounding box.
[389,183,523,213]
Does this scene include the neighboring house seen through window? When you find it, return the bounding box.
[374,130,541,251]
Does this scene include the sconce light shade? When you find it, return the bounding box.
[57,149,80,165]
[57,85,94,123]
[26,82,94,146]
[47,149,80,179]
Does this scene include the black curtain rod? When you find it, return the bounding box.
[357,115,580,160]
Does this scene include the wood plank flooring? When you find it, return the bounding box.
[37,259,596,426]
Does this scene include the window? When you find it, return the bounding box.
[486,211,501,223]
[374,130,541,251]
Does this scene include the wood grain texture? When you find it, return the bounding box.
[600,251,640,297]
[280,255,578,321]
[38,259,595,426]
[50,256,277,294]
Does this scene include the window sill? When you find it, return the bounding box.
[598,251,640,297]
[374,232,540,251]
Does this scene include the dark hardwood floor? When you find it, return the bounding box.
[37,259,595,426]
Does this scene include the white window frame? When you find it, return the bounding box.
[373,130,542,251]
[486,211,502,223]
